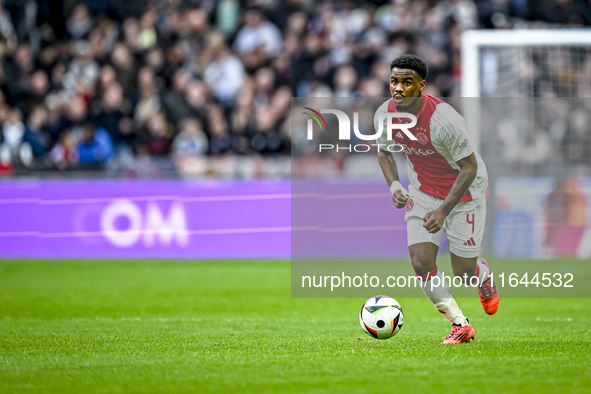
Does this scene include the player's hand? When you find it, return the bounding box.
[393,190,409,209]
[423,209,447,233]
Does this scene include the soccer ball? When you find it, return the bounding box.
[359,295,404,339]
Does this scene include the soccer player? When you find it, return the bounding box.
[375,54,499,344]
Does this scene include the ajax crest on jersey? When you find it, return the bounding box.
[359,295,404,339]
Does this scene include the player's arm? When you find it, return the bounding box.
[377,149,409,208]
[423,153,477,233]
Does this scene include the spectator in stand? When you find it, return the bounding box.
[207,102,232,155]
[110,43,137,98]
[2,108,24,158]
[333,65,358,97]
[183,79,210,123]
[4,45,35,107]
[561,108,591,171]
[234,7,282,65]
[77,122,114,165]
[161,69,193,123]
[0,2,17,51]
[203,32,245,106]
[134,84,160,127]
[63,41,100,97]
[0,0,588,178]
[22,105,50,160]
[92,83,134,147]
[49,130,78,170]
[47,95,88,144]
[172,118,208,157]
[143,111,172,156]
[66,4,93,39]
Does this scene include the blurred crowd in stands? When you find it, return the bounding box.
[481,97,591,179]
[0,0,590,177]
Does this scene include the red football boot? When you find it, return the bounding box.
[442,321,475,344]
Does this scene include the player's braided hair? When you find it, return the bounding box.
[390,54,428,80]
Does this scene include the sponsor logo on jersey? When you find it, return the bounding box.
[397,143,436,156]
[452,139,469,150]
[406,199,414,212]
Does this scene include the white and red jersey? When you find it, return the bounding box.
[375,94,488,202]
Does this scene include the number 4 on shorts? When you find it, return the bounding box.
[466,213,475,234]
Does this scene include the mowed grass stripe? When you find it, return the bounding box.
[0,260,590,393]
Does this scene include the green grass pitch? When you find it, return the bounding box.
[1,260,590,393]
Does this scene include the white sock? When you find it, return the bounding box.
[476,259,491,284]
[419,268,469,326]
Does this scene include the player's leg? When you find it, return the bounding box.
[449,252,477,283]
[447,196,499,315]
[405,187,472,343]
[409,240,437,276]
[408,237,469,326]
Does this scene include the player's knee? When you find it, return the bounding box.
[409,243,438,275]
[410,255,436,275]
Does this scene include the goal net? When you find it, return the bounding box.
[461,30,591,258]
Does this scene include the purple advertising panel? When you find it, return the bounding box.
[0,179,415,259]
[0,180,291,259]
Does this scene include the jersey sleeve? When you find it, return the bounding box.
[431,103,475,162]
